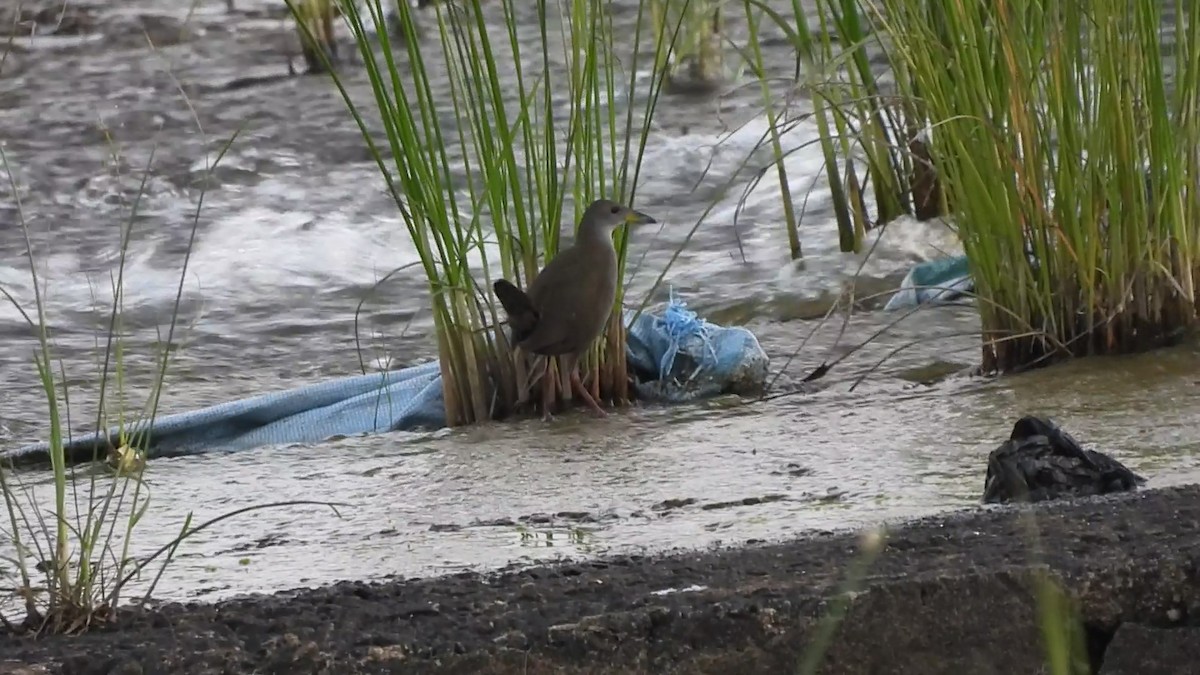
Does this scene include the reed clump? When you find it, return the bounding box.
[651,0,727,95]
[0,87,334,633]
[746,0,945,258]
[308,0,678,424]
[292,0,339,74]
[866,0,1200,372]
[754,0,1198,366]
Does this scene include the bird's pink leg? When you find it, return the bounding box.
[541,357,556,421]
[568,363,608,418]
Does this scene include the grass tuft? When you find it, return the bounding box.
[298,0,683,423]
[651,0,729,95]
[744,0,944,258]
[867,0,1200,371]
[0,43,339,632]
[292,0,339,75]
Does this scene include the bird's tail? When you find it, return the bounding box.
[492,279,539,340]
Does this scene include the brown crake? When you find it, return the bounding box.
[493,199,656,420]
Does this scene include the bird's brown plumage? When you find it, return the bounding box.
[493,199,656,419]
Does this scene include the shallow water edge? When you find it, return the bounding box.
[4,483,1199,674]
[5,0,1200,652]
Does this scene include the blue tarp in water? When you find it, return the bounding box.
[4,297,769,466]
[884,255,974,311]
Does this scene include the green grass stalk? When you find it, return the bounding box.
[0,79,333,633]
[795,527,887,674]
[1032,571,1091,675]
[292,0,338,74]
[741,0,802,259]
[747,0,940,255]
[0,129,187,631]
[306,0,676,422]
[870,0,1200,371]
[790,515,1095,674]
[1017,503,1093,675]
[650,0,726,94]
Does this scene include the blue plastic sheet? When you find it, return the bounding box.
[4,295,769,465]
[884,255,974,311]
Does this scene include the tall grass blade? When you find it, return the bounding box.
[872,0,1200,370]
[305,0,673,421]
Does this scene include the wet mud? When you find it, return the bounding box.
[4,483,1200,674]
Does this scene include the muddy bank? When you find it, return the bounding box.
[3,483,1199,674]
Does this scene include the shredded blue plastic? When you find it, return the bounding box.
[656,290,718,380]
[624,291,768,403]
[4,294,770,465]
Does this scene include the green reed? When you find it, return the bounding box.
[301,0,678,424]
[650,0,727,94]
[745,0,941,257]
[740,0,803,259]
[795,527,887,675]
[870,0,1200,371]
[0,55,336,632]
[292,0,338,74]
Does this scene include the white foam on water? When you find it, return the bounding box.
[650,584,709,596]
[0,108,963,329]
[0,165,424,325]
[621,113,965,304]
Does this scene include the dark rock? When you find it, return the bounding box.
[103,661,144,675]
[701,494,787,510]
[1098,624,1200,675]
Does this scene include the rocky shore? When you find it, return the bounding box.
[4,484,1199,675]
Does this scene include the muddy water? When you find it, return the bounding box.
[1,0,1199,611]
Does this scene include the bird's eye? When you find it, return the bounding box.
[610,205,620,214]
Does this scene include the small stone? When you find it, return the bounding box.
[547,622,578,643]
[366,645,406,662]
[1099,624,1200,674]
[493,630,528,648]
[0,665,53,675]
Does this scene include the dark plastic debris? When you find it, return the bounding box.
[982,416,1146,504]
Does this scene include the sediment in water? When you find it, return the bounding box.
[3,484,1199,674]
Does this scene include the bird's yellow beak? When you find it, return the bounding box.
[624,209,657,226]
